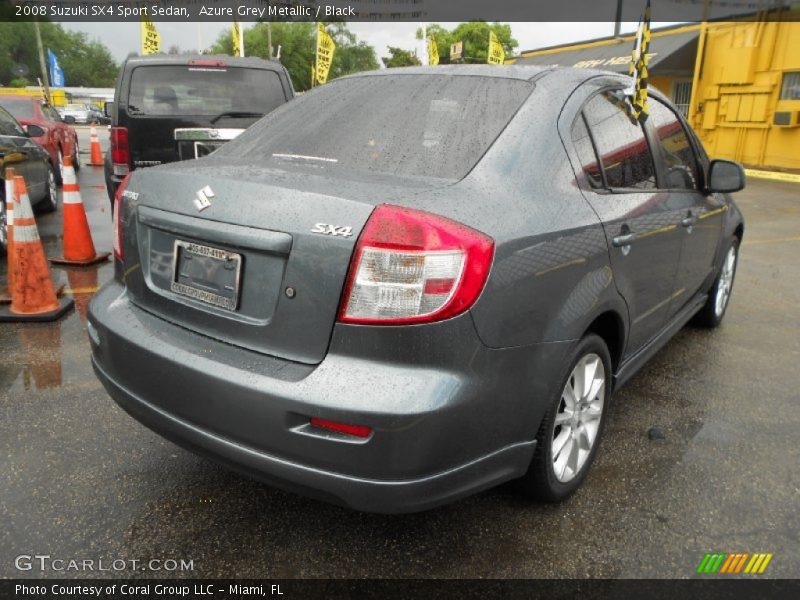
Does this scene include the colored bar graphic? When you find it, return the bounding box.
[697,552,772,575]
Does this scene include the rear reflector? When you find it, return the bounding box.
[310,417,372,439]
[113,173,132,261]
[338,204,494,325]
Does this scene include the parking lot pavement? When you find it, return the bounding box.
[1,144,798,578]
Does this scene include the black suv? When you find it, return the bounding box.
[104,54,294,203]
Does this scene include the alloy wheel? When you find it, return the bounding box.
[551,353,605,483]
[714,245,737,317]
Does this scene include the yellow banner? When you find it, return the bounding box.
[315,23,335,85]
[140,19,160,55]
[428,35,439,66]
[232,21,243,57]
[487,31,505,65]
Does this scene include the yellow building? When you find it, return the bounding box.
[512,18,800,171]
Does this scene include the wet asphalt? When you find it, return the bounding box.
[1,128,798,579]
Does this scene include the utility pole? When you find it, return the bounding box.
[614,0,624,37]
[34,21,51,102]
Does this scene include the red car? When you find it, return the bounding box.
[0,95,80,184]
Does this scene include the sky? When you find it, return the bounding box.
[64,21,651,63]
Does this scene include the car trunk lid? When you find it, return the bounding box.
[121,160,449,364]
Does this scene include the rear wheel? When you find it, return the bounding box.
[520,334,611,502]
[693,237,739,328]
[72,141,81,172]
[37,166,59,214]
[56,149,64,184]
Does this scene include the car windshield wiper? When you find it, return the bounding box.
[210,111,263,124]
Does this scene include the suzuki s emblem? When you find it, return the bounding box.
[311,223,353,237]
[194,185,215,212]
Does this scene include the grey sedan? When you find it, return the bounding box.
[88,66,745,513]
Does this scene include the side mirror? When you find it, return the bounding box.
[25,124,46,138]
[707,159,745,194]
[104,102,114,117]
[63,115,76,124]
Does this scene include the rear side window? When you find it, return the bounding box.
[217,75,532,180]
[571,115,603,188]
[127,66,287,117]
[648,99,700,190]
[582,92,656,190]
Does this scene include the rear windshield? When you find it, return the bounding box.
[216,75,532,180]
[1,98,36,120]
[127,65,287,117]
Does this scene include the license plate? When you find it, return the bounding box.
[170,240,242,311]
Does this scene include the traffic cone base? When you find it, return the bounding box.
[50,252,110,267]
[0,296,74,322]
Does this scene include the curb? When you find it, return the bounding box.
[744,169,800,184]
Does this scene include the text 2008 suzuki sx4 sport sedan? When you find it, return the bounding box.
[88,66,745,513]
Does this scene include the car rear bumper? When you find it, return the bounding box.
[88,281,570,512]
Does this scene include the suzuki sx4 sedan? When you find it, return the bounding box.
[88,66,745,513]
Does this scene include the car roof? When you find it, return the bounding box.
[123,54,287,72]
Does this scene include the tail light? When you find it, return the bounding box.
[113,173,132,261]
[110,127,130,176]
[338,204,494,325]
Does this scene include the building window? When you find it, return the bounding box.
[780,72,800,100]
[671,80,693,118]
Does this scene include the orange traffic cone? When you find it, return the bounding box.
[49,155,110,267]
[0,176,73,322]
[89,125,104,166]
[1,167,17,305]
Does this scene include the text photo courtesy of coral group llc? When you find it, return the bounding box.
[1,0,799,597]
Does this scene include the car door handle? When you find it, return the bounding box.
[612,233,636,247]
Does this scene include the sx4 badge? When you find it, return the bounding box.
[311,223,353,237]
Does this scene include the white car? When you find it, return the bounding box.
[58,103,93,124]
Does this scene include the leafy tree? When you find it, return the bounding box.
[382,47,421,68]
[209,22,378,92]
[449,22,517,63]
[417,22,517,64]
[0,23,118,87]
[416,24,454,64]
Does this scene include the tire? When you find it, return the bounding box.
[37,165,59,214]
[55,149,64,185]
[73,141,81,172]
[520,334,612,502]
[693,237,739,328]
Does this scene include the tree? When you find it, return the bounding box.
[209,22,379,92]
[449,22,517,63]
[0,22,118,87]
[382,47,421,68]
[416,22,518,64]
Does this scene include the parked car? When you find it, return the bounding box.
[0,94,80,184]
[84,103,109,125]
[88,66,745,513]
[104,54,294,204]
[0,105,58,255]
[58,103,94,124]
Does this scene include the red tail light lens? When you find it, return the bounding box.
[338,204,494,325]
[110,126,130,175]
[113,173,132,260]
